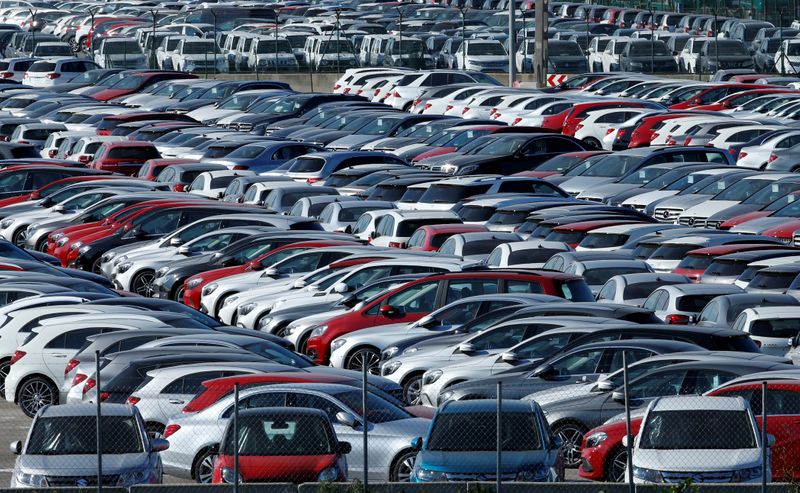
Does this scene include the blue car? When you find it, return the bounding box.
[203,141,325,173]
[410,400,564,483]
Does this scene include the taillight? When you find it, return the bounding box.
[22,73,28,79]
[666,136,676,145]
[306,177,321,184]
[738,151,748,161]
[373,89,380,96]
[729,147,737,155]
[445,104,453,112]
[513,117,522,125]
[46,73,60,79]
[412,98,421,107]
[48,150,57,158]
[342,87,350,94]
[333,84,341,90]
[754,339,762,348]
[618,129,627,137]
[388,241,405,248]
[0,72,13,78]
[232,165,247,170]
[126,396,140,405]
[173,183,186,192]
[769,154,778,162]
[462,107,470,115]
[163,424,181,437]
[424,103,432,110]
[99,391,109,401]
[393,91,400,98]
[575,123,584,131]
[665,314,691,325]
[606,128,615,135]
[83,377,96,394]
[683,137,692,146]
[78,155,90,163]
[72,373,87,386]
[9,350,25,365]
[64,358,79,375]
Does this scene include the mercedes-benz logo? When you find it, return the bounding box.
[76,479,88,487]
[687,217,695,226]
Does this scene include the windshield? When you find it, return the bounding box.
[714,179,771,201]
[467,42,506,55]
[26,416,143,455]
[103,41,141,55]
[427,412,542,451]
[220,414,334,456]
[640,409,755,449]
[242,341,312,368]
[578,154,643,178]
[472,136,531,156]
[629,41,670,56]
[333,390,411,423]
[182,41,215,54]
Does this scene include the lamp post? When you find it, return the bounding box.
[150,9,157,69]
[395,6,403,67]
[459,6,467,69]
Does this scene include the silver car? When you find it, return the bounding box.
[11,403,168,488]
[160,383,429,483]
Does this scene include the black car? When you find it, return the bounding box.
[619,39,679,72]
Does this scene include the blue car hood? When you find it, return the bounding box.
[418,450,551,473]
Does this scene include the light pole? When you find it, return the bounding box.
[335,9,341,74]
[648,1,654,74]
[149,9,157,69]
[458,6,467,70]
[395,6,403,67]
[781,8,786,76]
[28,9,35,55]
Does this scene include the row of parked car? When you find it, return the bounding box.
[3,58,800,486]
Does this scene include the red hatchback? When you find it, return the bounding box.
[405,223,489,251]
[90,141,162,176]
[305,270,594,364]
[212,408,349,483]
[672,243,795,281]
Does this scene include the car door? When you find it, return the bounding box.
[599,368,690,422]
[42,328,119,377]
[157,370,245,421]
[365,279,442,325]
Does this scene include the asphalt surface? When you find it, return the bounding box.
[0,398,581,484]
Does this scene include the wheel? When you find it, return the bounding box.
[553,422,587,468]
[11,227,26,247]
[297,332,311,355]
[402,374,423,406]
[390,449,416,482]
[0,359,10,396]
[172,284,185,303]
[131,270,156,297]
[192,448,217,484]
[605,446,628,482]
[35,237,48,252]
[90,256,104,274]
[17,377,57,418]
[345,348,380,374]
[583,137,601,149]
[214,293,233,316]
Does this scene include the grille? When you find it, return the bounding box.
[706,220,723,229]
[582,196,604,203]
[445,472,517,481]
[661,471,733,483]
[46,475,120,486]
[654,208,682,222]
[678,216,705,227]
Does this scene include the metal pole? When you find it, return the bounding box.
[233,382,240,493]
[534,0,547,87]
[150,10,156,69]
[508,0,516,85]
[29,10,35,55]
[623,351,634,493]
[275,25,278,75]
[496,381,502,493]
[362,363,368,493]
[95,350,102,493]
[460,7,467,70]
[782,9,786,76]
[714,3,719,78]
[397,7,402,68]
[336,10,341,74]
[762,381,768,491]
[649,2,654,73]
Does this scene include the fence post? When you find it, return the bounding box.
[233,382,240,493]
[95,350,103,493]
[362,363,368,493]
[622,351,633,493]
[496,382,502,493]
[762,381,768,492]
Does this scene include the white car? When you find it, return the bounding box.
[677,37,708,73]
[775,39,800,74]
[730,306,800,356]
[186,170,256,198]
[247,36,298,72]
[587,36,613,72]
[601,37,630,72]
[93,37,147,69]
[573,107,649,149]
[629,395,768,484]
[23,58,99,87]
[0,57,38,81]
[370,210,462,248]
[39,130,94,159]
[737,130,800,169]
[706,125,786,150]
[418,86,495,115]
[485,240,572,268]
[68,135,127,164]
[454,39,508,72]
[172,38,227,74]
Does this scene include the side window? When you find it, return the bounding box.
[345,267,393,288]
[605,348,654,373]
[432,300,483,325]
[376,280,439,314]
[703,151,728,163]
[642,290,663,310]
[655,291,670,311]
[550,349,606,376]
[276,252,324,274]
[139,211,182,235]
[597,281,616,301]
[504,279,543,294]
[290,393,343,421]
[681,370,738,395]
[444,279,498,304]
[162,371,242,394]
[629,370,688,398]
[47,328,105,349]
[223,392,286,417]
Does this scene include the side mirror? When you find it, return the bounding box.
[767,434,776,447]
[612,391,626,402]
[334,283,350,294]
[370,230,378,240]
[596,380,615,392]
[501,351,518,363]
[150,438,169,452]
[335,411,358,428]
[344,224,352,234]
[338,441,352,454]
[458,342,475,353]
[249,260,264,272]
[169,237,182,246]
[265,267,278,277]
[410,437,423,451]
[621,435,629,447]
[532,364,555,378]
[53,204,65,212]
[177,245,190,255]
[379,305,397,317]
[216,192,224,199]
[293,279,307,289]
[9,441,21,455]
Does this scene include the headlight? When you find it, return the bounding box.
[732,466,762,482]
[113,254,126,266]
[257,317,273,329]
[310,325,327,338]
[156,266,170,277]
[404,347,420,355]
[414,467,446,482]
[69,241,82,251]
[438,390,454,404]
[456,164,479,175]
[423,369,442,385]
[317,466,339,482]
[440,164,456,174]
[584,431,607,448]
[27,222,39,232]
[117,262,133,274]
[331,339,346,352]
[516,464,548,481]
[0,219,13,229]
[220,467,242,484]
[383,360,401,375]
[284,324,301,335]
[223,295,237,306]
[382,346,400,360]
[78,245,90,255]
[202,282,218,295]
[632,466,663,483]
[118,469,148,486]
[56,236,68,246]
[51,232,64,241]
[16,472,47,487]
[238,303,256,315]
[187,278,203,290]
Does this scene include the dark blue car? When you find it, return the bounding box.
[203,141,324,173]
[410,400,564,483]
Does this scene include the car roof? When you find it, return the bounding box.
[652,395,746,411]
[40,403,134,417]
[657,283,743,295]
[440,399,533,414]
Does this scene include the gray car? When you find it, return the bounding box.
[530,357,794,477]
[619,39,679,72]
[700,249,800,284]
[10,403,168,488]
[699,39,755,73]
[694,292,800,327]
[596,272,690,306]
[160,382,430,483]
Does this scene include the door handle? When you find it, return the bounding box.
[168,399,184,405]
[52,354,67,358]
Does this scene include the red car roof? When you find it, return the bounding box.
[685,243,797,256]
[417,223,489,235]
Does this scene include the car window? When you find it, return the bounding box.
[378,280,439,314]
[629,369,688,398]
[445,279,498,304]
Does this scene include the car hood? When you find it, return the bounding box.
[730,216,792,234]
[327,134,382,150]
[418,450,551,473]
[651,194,711,210]
[633,448,761,472]
[527,381,596,406]
[579,183,642,199]
[371,417,431,436]
[560,176,617,194]
[681,200,741,218]
[707,203,763,221]
[17,453,148,476]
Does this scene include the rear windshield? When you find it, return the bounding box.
[676,294,717,312]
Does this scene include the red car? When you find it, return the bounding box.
[668,84,772,110]
[89,141,162,175]
[761,220,800,245]
[580,379,800,482]
[96,112,196,136]
[0,174,121,209]
[305,270,594,364]
[182,240,366,310]
[691,88,796,112]
[405,223,488,251]
[719,191,800,230]
[672,243,794,281]
[556,101,652,136]
[545,219,645,249]
[136,158,198,181]
[90,71,197,101]
[211,408,349,483]
[627,113,701,148]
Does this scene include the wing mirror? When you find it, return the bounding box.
[169,237,182,246]
[150,438,169,452]
[264,267,278,277]
[501,351,519,363]
[531,364,554,378]
[293,279,307,289]
[612,390,626,402]
[53,204,65,212]
[177,245,190,255]
[596,380,615,392]
[9,441,20,455]
[410,437,423,451]
[458,342,475,353]
[621,435,630,447]
[338,441,352,454]
[335,411,358,428]
[379,305,398,317]
[334,282,350,294]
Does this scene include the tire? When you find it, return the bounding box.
[131,270,156,297]
[17,377,57,418]
[0,358,10,396]
[297,332,311,355]
[192,448,217,484]
[89,256,104,275]
[402,374,423,406]
[214,293,234,317]
[583,137,602,149]
[172,284,185,303]
[35,237,48,252]
[11,227,26,248]
[390,449,417,482]
[345,348,381,374]
[605,446,628,482]
[552,421,588,468]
